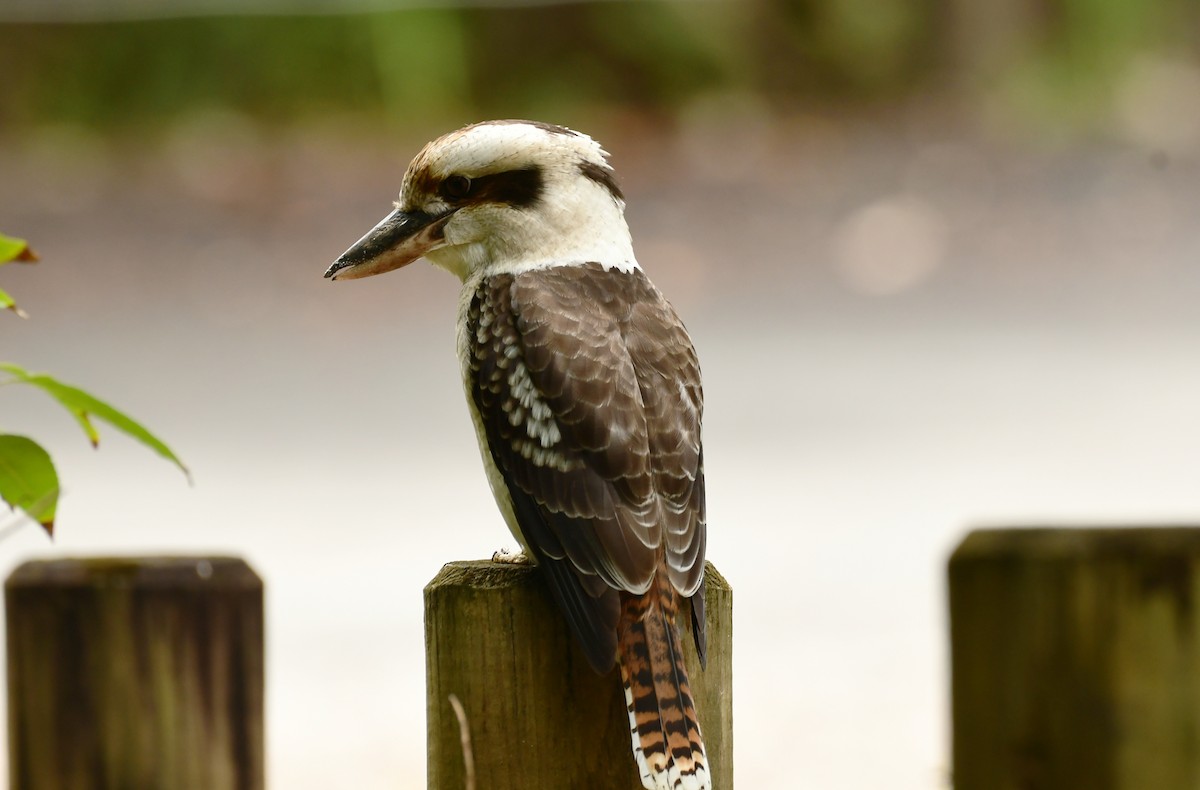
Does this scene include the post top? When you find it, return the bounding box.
[427,559,539,592]
[425,559,731,593]
[952,527,1200,565]
[6,556,261,590]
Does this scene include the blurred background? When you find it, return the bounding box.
[3,0,1200,787]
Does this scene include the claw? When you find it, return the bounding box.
[491,548,529,565]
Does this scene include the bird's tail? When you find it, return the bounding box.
[617,572,710,790]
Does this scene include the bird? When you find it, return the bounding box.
[325,120,710,790]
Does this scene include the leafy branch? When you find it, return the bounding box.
[1,231,187,536]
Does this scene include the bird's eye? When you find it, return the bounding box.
[441,175,472,201]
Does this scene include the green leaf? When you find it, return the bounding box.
[0,286,29,318]
[0,363,189,481]
[0,233,38,265]
[0,434,59,536]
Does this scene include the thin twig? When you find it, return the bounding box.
[448,693,476,790]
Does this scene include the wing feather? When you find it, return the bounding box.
[467,263,706,672]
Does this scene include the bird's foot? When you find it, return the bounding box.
[491,547,529,565]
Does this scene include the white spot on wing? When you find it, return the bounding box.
[506,359,564,450]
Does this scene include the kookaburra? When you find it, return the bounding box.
[325,120,710,790]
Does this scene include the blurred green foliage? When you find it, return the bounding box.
[0,2,928,132]
[0,0,1196,134]
[1,15,385,129]
[993,0,1184,130]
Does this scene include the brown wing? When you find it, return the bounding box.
[466,263,706,672]
[620,280,706,599]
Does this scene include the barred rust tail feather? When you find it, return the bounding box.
[618,571,710,790]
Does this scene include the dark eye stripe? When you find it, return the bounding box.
[453,166,544,209]
[578,160,623,202]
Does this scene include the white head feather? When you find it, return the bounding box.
[403,121,640,281]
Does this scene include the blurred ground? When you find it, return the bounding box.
[3,108,1200,788]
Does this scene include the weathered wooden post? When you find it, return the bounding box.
[949,528,1200,790]
[425,560,732,789]
[6,557,264,790]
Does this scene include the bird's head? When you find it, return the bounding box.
[325,120,635,283]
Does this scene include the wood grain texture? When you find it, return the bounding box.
[425,560,732,790]
[950,528,1200,790]
[5,557,264,790]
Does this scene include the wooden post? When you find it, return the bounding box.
[425,560,732,790]
[5,557,264,790]
[949,528,1200,790]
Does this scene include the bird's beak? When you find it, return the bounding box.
[324,206,453,281]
